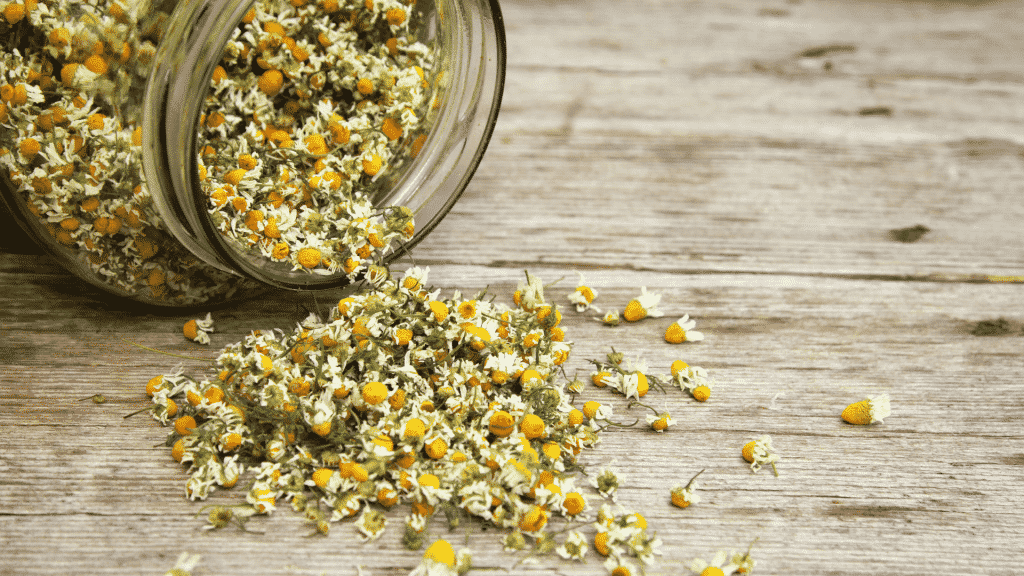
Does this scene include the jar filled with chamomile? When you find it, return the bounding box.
[0,0,505,306]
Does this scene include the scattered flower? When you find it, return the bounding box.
[602,311,621,326]
[841,393,891,425]
[742,435,780,476]
[182,313,214,345]
[590,468,623,501]
[355,508,388,541]
[670,469,705,509]
[567,272,599,312]
[664,314,704,344]
[556,530,588,561]
[671,360,713,402]
[622,287,663,322]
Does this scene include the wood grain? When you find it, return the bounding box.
[2,0,1023,575]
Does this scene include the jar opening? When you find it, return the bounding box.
[143,0,506,291]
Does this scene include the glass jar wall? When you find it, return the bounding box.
[0,0,504,305]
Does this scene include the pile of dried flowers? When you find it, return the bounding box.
[146,271,776,575]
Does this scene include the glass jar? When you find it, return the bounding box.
[0,0,505,306]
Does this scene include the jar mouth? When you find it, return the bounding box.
[142,0,506,291]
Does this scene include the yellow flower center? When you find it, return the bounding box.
[692,385,711,402]
[623,299,646,322]
[422,539,456,567]
[520,414,545,439]
[488,410,514,437]
[361,381,388,405]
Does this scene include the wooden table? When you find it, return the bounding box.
[3,0,1023,574]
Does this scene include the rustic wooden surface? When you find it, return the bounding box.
[2,0,1024,574]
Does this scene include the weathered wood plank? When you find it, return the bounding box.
[3,263,1023,574]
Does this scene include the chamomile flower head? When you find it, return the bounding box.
[503,529,527,551]
[590,467,622,501]
[742,435,780,476]
[556,529,589,561]
[354,507,388,541]
[646,411,674,432]
[841,393,891,425]
[626,529,663,565]
[664,314,704,344]
[514,271,546,311]
[623,287,663,322]
[670,469,705,508]
[690,550,740,576]
[183,313,214,345]
[602,310,621,326]
[566,272,599,312]
[409,539,471,576]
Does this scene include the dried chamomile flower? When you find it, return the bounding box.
[671,360,713,402]
[590,468,622,501]
[841,393,891,425]
[623,287,663,322]
[626,527,663,566]
[164,552,202,576]
[642,408,674,432]
[670,469,705,509]
[199,504,256,531]
[664,314,704,344]
[503,530,527,552]
[182,313,214,345]
[590,353,659,400]
[556,530,589,561]
[742,435,779,476]
[689,550,740,576]
[602,310,621,326]
[513,270,546,311]
[409,539,471,576]
[355,508,388,542]
[566,272,599,312]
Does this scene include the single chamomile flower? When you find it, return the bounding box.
[354,507,388,541]
[409,539,471,576]
[645,411,674,432]
[841,393,891,425]
[556,530,589,561]
[742,435,779,476]
[602,310,621,326]
[670,469,705,508]
[514,271,546,311]
[503,530,527,551]
[164,552,202,576]
[664,314,704,344]
[689,550,740,576]
[182,313,214,345]
[590,468,622,501]
[567,272,599,312]
[623,287,663,322]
